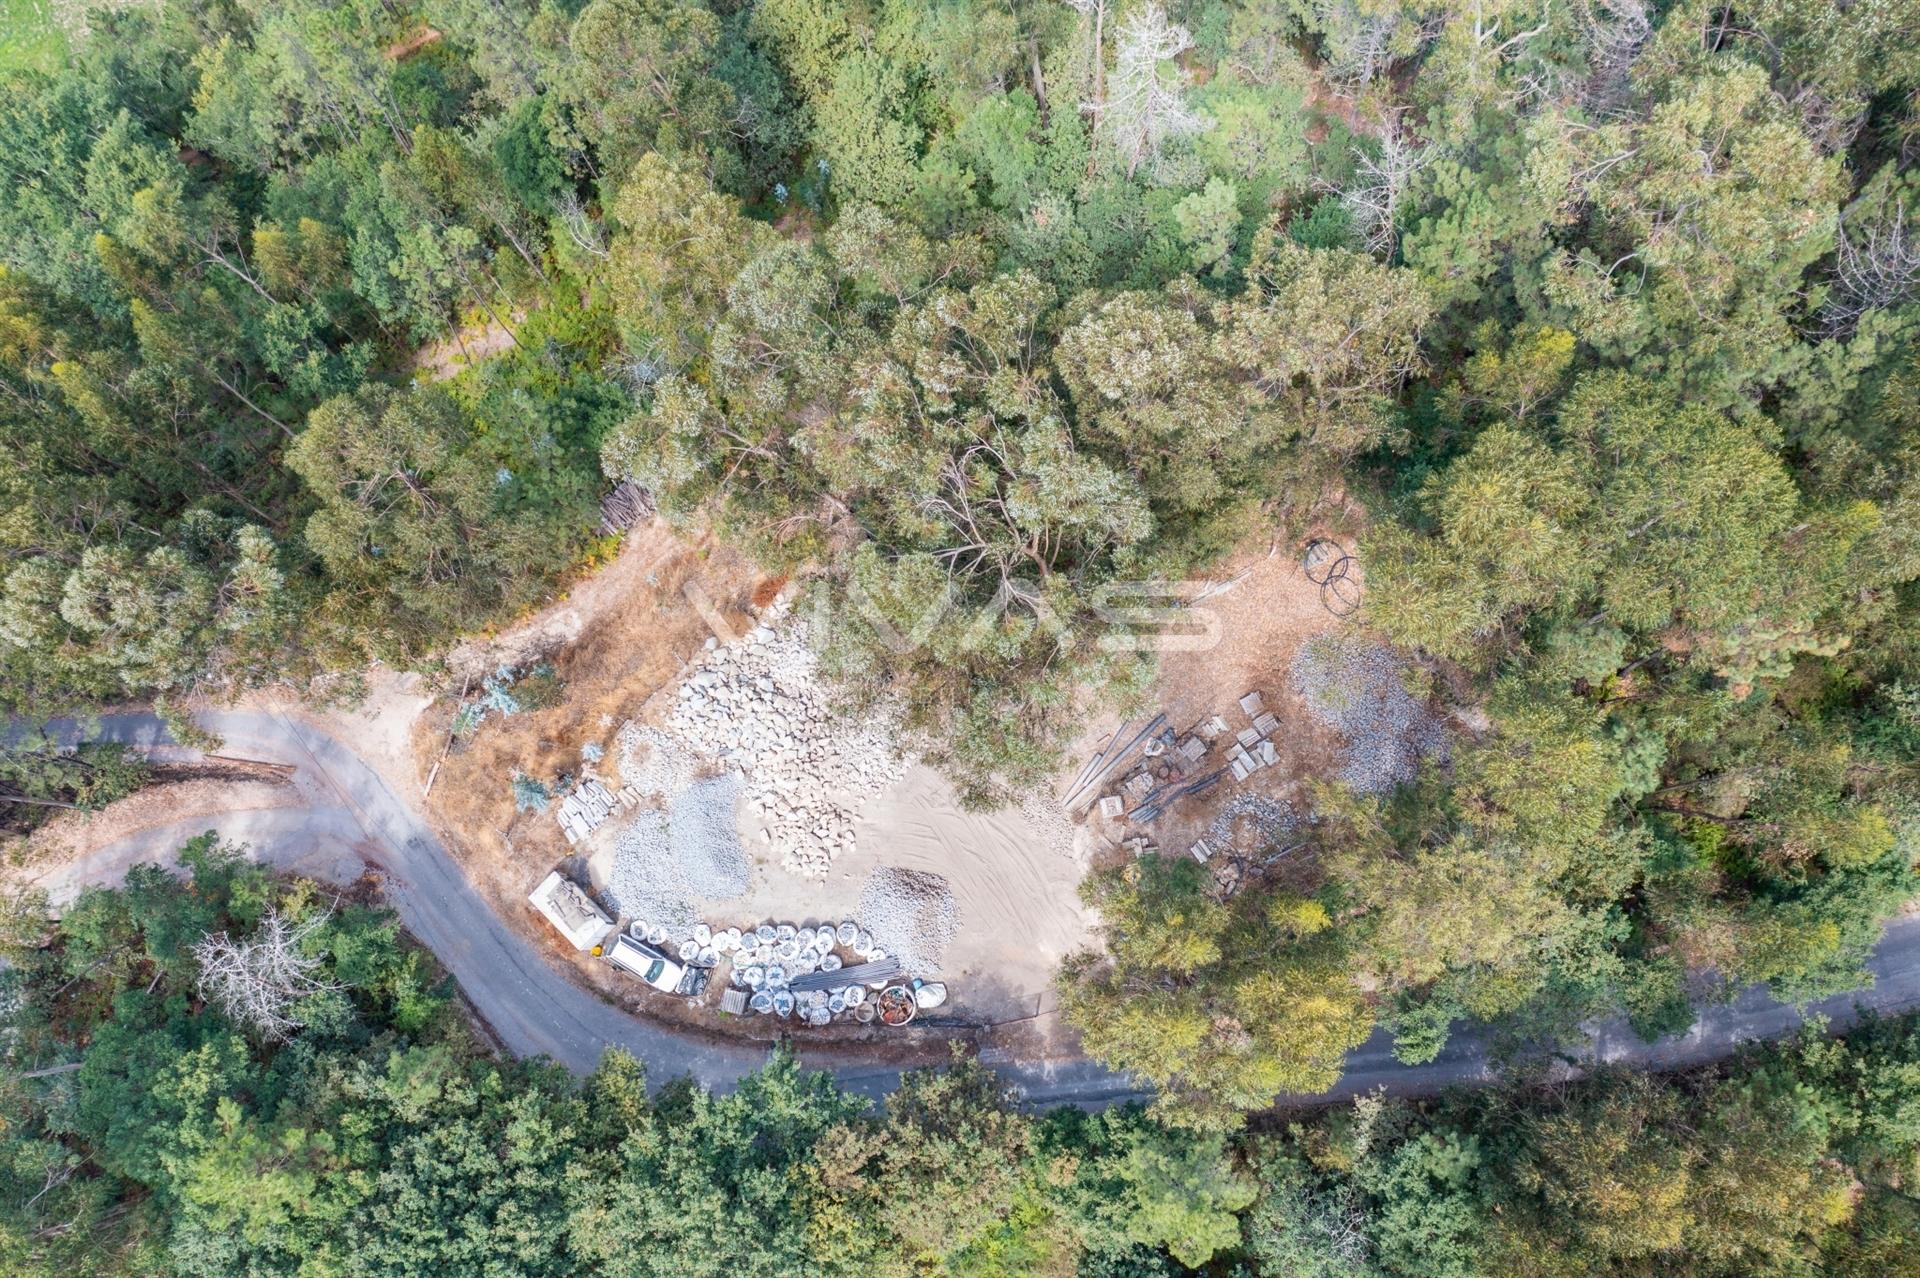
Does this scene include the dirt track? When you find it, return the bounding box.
[23,710,1920,1110]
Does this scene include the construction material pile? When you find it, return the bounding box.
[857,867,957,977]
[651,613,911,877]
[718,919,890,1024]
[1290,636,1448,794]
[555,777,622,845]
[606,773,749,926]
[623,913,945,1027]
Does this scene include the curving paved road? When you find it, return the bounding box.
[22,710,1920,1107]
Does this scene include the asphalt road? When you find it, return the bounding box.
[25,710,1920,1108]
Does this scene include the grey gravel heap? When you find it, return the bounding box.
[1289,636,1448,793]
[606,773,749,923]
[606,810,691,929]
[857,867,957,977]
[667,773,751,899]
[1206,792,1295,852]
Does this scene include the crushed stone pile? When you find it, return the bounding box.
[1018,794,1080,861]
[857,867,957,977]
[667,773,751,899]
[659,613,911,877]
[1207,793,1296,852]
[606,773,749,924]
[607,810,690,929]
[1289,636,1448,794]
[617,725,697,805]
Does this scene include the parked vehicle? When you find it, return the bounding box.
[605,933,708,997]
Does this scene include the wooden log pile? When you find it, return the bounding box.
[598,480,654,535]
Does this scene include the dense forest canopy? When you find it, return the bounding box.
[1,0,1919,1206]
[4,852,1919,1276]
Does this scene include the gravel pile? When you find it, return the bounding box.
[663,612,911,877]
[857,867,957,977]
[668,773,751,899]
[1018,795,1079,861]
[606,773,749,923]
[1207,793,1296,851]
[1290,636,1448,794]
[606,810,692,929]
[617,725,696,804]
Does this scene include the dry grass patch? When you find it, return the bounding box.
[416,525,771,921]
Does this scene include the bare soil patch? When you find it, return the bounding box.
[7,776,297,876]
[410,310,521,383]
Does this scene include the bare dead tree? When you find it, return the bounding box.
[1822,200,1920,337]
[554,189,609,260]
[191,908,342,1042]
[1575,0,1651,114]
[1321,117,1430,257]
[1459,1,1563,107]
[1100,3,1206,181]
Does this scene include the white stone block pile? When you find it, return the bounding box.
[662,615,909,877]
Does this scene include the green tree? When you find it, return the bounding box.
[1214,232,1435,456]
[604,153,766,364]
[566,1052,863,1277]
[288,383,581,663]
[1060,855,1374,1130]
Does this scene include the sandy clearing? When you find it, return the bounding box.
[848,768,1092,1017]
[1155,539,1359,737]
[584,764,1093,1024]
[422,522,767,920]
[290,670,436,797]
[567,535,1355,1031]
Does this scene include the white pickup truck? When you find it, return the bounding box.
[605,934,709,997]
